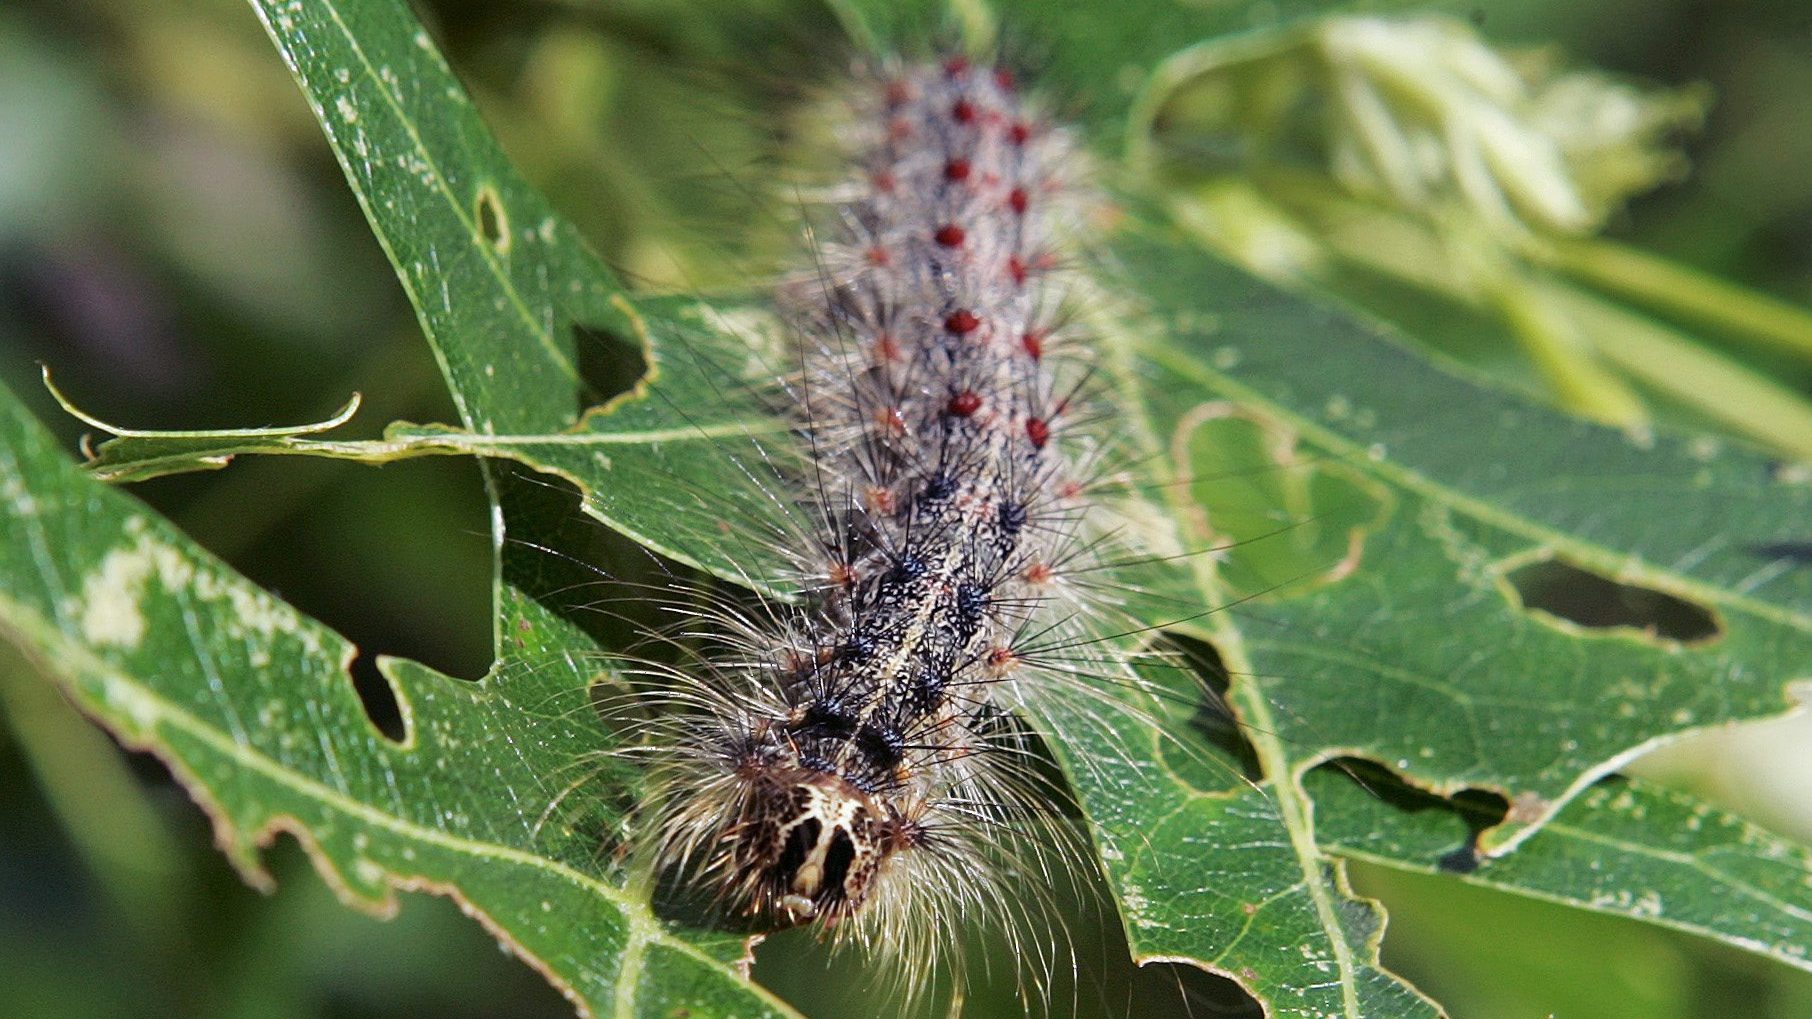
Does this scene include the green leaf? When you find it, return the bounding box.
[1314,766,1812,976]
[8,0,800,1009]
[1123,227,1812,844]
[248,0,812,590]
[0,385,791,1017]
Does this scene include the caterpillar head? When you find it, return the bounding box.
[733,767,919,927]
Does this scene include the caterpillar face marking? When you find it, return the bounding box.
[732,768,911,924]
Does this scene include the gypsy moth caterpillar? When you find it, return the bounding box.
[629,53,1120,990]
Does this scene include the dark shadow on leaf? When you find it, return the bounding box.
[1505,557,1721,644]
[1749,540,1812,565]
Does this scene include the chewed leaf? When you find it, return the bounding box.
[1124,228,1812,851]
[1165,403,1393,595]
[18,0,1812,1016]
[1315,765,1812,975]
[230,0,1441,1009]
[44,365,368,482]
[0,387,792,1017]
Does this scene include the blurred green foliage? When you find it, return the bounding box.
[1,1,1809,1016]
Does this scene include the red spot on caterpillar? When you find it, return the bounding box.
[866,245,892,267]
[984,646,1020,676]
[1056,479,1083,500]
[827,560,858,588]
[1008,187,1029,215]
[865,485,897,516]
[1006,255,1027,286]
[885,79,910,106]
[951,99,976,124]
[874,333,902,363]
[934,225,966,247]
[944,55,970,78]
[1023,561,1054,585]
[872,171,896,194]
[947,390,982,417]
[889,118,913,141]
[944,309,981,335]
[993,68,1016,92]
[1008,121,1031,146]
[876,406,907,436]
[944,159,972,183]
[1021,330,1044,361]
[1025,416,1050,448]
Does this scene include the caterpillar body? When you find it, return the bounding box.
[631,52,1125,988]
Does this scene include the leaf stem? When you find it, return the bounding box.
[1486,272,1650,430]
[1542,238,1812,361]
[1544,284,1812,460]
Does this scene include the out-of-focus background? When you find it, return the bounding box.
[0,1,1808,1017]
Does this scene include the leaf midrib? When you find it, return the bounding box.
[1092,282,1381,1016]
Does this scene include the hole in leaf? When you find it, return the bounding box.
[255,835,581,1017]
[300,458,492,683]
[474,185,509,254]
[1154,634,1262,788]
[151,454,493,688]
[1437,789,1511,874]
[1306,758,1509,873]
[1133,961,1264,1018]
[574,322,649,416]
[348,652,406,743]
[496,466,671,651]
[1504,557,1720,644]
[1436,845,1481,875]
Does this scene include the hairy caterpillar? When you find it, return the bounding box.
[601,51,1153,1001]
